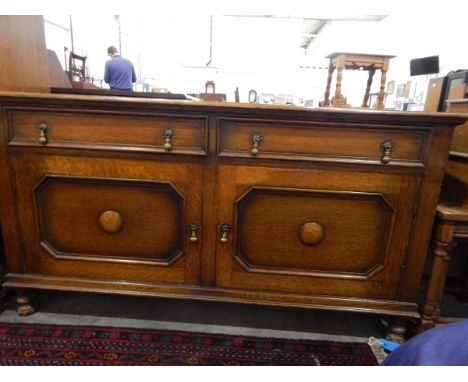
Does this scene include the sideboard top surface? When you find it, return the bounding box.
[0,91,466,127]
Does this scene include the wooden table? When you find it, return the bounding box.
[323,52,395,109]
[419,201,468,332]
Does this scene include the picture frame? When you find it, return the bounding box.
[394,100,403,110]
[404,80,412,98]
[368,92,379,107]
[396,83,405,98]
[387,81,395,95]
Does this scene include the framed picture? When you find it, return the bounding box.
[368,92,379,107]
[404,81,412,98]
[394,100,403,110]
[387,81,395,95]
[396,83,405,98]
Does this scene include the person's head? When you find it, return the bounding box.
[107,46,119,57]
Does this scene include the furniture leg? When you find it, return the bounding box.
[362,68,376,107]
[0,263,5,314]
[376,69,387,109]
[16,289,38,316]
[323,63,335,106]
[332,66,345,107]
[386,316,408,343]
[418,221,454,333]
[0,288,5,314]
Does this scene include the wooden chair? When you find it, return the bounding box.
[68,51,87,82]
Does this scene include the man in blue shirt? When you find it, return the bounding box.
[104,46,136,91]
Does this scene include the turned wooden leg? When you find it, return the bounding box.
[0,289,5,314]
[323,63,335,106]
[376,69,387,110]
[418,220,454,333]
[386,317,408,343]
[362,69,376,107]
[16,290,38,316]
[332,67,345,107]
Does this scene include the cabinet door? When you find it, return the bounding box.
[10,154,202,285]
[216,165,420,299]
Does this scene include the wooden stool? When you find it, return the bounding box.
[418,201,468,333]
[322,52,395,109]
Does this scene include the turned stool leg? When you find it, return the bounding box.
[16,290,38,316]
[362,68,376,108]
[418,220,454,333]
[323,63,335,106]
[332,66,345,107]
[376,68,387,110]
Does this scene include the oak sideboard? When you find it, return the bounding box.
[0,92,466,338]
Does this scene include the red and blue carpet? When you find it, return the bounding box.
[0,323,377,365]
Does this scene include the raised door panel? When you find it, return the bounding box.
[9,154,202,285]
[216,165,420,299]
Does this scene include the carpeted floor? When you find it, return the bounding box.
[0,322,378,366]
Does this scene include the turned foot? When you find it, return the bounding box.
[386,317,407,344]
[16,292,37,316]
[0,291,5,314]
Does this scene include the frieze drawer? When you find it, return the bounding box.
[7,109,208,156]
[217,117,430,166]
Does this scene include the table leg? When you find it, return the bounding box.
[362,69,375,107]
[323,63,334,106]
[376,69,387,109]
[332,65,348,107]
[418,220,454,333]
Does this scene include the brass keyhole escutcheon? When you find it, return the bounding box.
[163,128,175,152]
[37,121,50,145]
[219,223,232,243]
[380,139,395,164]
[189,223,200,243]
[299,222,324,246]
[249,133,264,157]
[98,210,123,234]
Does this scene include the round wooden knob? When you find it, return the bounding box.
[98,210,123,234]
[299,222,324,246]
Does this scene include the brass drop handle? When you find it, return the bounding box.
[219,223,232,243]
[188,223,200,243]
[380,139,395,164]
[38,122,49,145]
[163,128,175,151]
[249,133,264,157]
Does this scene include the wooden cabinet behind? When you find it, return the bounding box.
[0,92,466,322]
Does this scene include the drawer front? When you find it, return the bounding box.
[10,154,203,285]
[216,165,420,299]
[218,118,429,166]
[7,109,208,155]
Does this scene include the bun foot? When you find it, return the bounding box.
[16,293,37,316]
[386,317,407,343]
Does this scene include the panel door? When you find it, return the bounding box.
[216,164,420,299]
[10,153,203,285]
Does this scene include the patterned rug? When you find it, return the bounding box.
[0,323,378,365]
